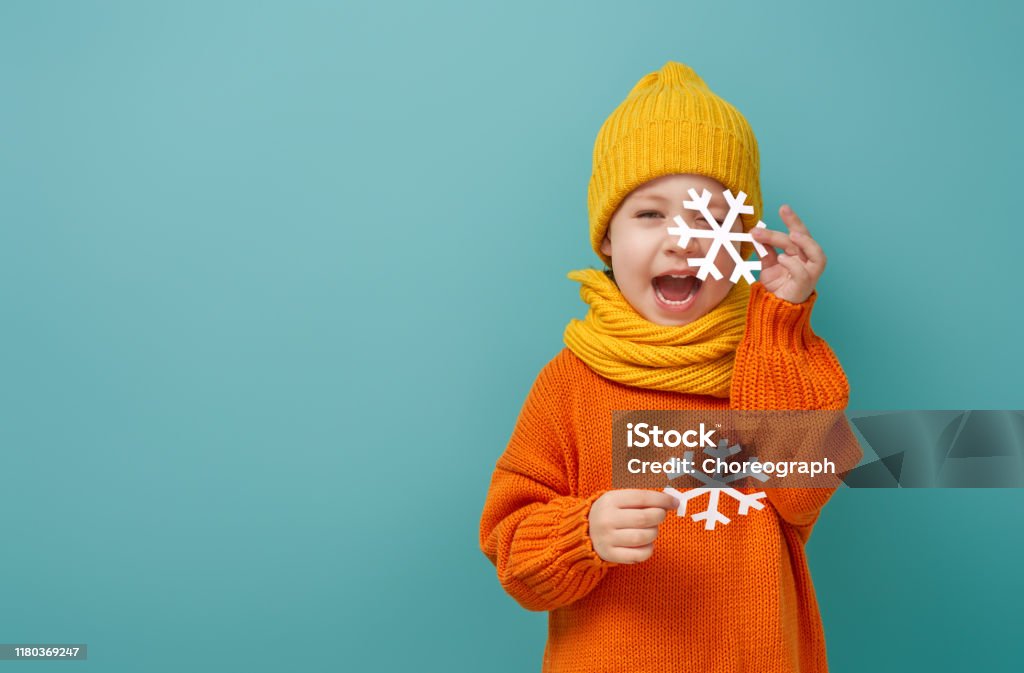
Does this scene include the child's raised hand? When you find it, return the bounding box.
[750,204,827,304]
[588,489,679,564]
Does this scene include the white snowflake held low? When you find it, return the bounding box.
[664,486,766,530]
[663,436,770,531]
[665,188,769,284]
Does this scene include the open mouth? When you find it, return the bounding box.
[652,274,701,309]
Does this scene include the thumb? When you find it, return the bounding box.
[656,490,680,511]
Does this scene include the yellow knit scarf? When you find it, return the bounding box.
[563,268,751,398]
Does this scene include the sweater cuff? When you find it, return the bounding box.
[746,281,818,351]
[510,491,617,583]
[550,491,614,567]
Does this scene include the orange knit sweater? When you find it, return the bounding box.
[479,281,861,673]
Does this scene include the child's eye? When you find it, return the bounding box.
[637,211,663,219]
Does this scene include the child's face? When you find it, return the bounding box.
[600,173,741,326]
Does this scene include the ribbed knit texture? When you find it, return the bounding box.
[563,268,751,398]
[480,281,861,673]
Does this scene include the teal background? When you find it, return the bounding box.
[2,0,1022,671]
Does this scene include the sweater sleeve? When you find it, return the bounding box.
[730,282,863,542]
[479,359,616,612]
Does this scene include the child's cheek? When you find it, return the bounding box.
[714,238,741,269]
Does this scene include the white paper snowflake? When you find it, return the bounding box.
[663,486,766,530]
[663,437,769,530]
[665,188,769,284]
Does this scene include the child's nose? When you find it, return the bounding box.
[665,219,700,256]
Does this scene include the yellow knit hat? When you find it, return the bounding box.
[588,61,762,266]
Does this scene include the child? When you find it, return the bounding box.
[479,61,862,673]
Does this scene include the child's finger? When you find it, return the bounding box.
[776,251,812,286]
[790,230,827,271]
[757,234,779,269]
[609,527,659,548]
[613,543,655,564]
[613,507,668,530]
[779,204,812,238]
[751,228,807,262]
[619,490,679,511]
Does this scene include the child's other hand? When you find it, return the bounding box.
[588,490,679,564]
[750,204,827,304]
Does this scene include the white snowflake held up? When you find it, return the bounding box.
[665,188,769,284]
[663,437,770,531]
